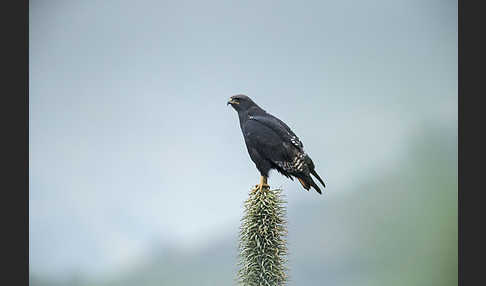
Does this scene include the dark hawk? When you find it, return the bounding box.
[228,94,326,194]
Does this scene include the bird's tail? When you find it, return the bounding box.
[310,169,326,188]
[297,175,322,195]
[304,155,326,190]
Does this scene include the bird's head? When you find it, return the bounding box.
[227,94,257,112]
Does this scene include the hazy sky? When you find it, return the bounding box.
[29,0,457,278]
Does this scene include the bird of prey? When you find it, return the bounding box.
[228,94,326,194]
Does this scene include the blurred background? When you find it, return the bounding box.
[29,0,457,285]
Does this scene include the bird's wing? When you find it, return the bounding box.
[248,115,304,150]
[244,114,326,193]
[243,118,293,165]
[243,115,307,178]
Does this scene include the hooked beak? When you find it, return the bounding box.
[227,98,239,105]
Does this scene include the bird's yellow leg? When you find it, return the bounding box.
[255,176,270,191]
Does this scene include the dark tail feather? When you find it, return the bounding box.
[299,175,322,195]
[297,174,322,194]
[297,177,310,191]
[309,176,322,194]
[310,169,326,188]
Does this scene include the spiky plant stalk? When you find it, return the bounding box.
[237,186,288,286]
